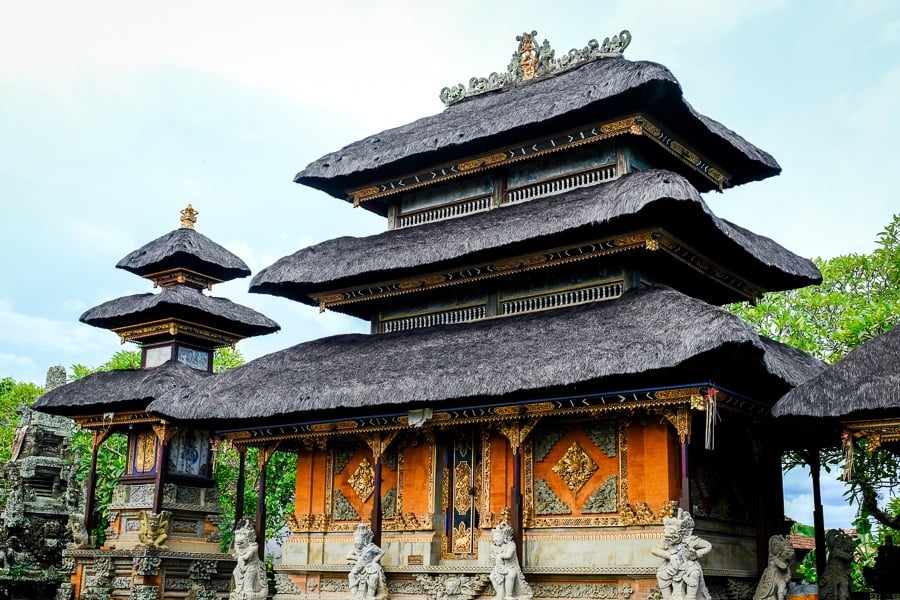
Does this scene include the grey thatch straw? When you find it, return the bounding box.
[772,325,900,418]
[296,58,779,200]
[80,284,280,338]
[148,285,823,427]
[252,170,821,304]
[117,227,251,282]
[33,360,212,416]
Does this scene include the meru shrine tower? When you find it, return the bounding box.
[37,29,825,600]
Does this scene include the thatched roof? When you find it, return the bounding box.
[296,58,779,200]
[81,285,280,339]
[33,360,212,416]
[252,170,820,306]
[148,285,823,427]
[772,325,900,418]
[117,227,251,282]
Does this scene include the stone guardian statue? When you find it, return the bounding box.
[489,520,532,600]
[650,508,711,600]
[346,523,387,600]
[753,535,795,600]
[230,519,267,600]
[818,529,855,600]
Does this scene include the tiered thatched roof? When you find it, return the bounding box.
[33,360,212,416]
[148,285,823,428]
[80,284,280,339]
[117,227,251,282]
[772,325,900,418]
[252,170,820,306]
[296,58,779,200]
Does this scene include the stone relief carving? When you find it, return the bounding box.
[585,422,617,457]
[416,573,491,600]
[535,479,571,515]
[382,486,397,520]
[753,535,795,600]
[530,583,617,598]
[334,489,361,521]
[489,520,532,600]
[533,429,564,462]
[651,509,711,600]
[138,510,170,549]
[582,475,618,514]
[334,444,358,475]
[130,586,160,600]
[275,573,304,594]
[347,523,387,600]
[132,552,162,576]
[230,519,267,600]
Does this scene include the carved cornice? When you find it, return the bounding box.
[74,411,159,432]
[144,267,222,290]
[348,114,729,205]
[439,30,631,106]
[846,420,900,451]
[112,318,241,347]
[311,227,761,312]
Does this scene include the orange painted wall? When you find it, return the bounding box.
[625,420,679,510]
[488,434,512,515]
[400,439,433,515]
[294,448,329,515]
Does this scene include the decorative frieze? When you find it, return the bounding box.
[530,583,619,598]
[552,442,598,492]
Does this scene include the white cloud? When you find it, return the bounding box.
[68,220,134,257]
[0,298,109,355]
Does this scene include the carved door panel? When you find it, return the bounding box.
[442,429,480,558]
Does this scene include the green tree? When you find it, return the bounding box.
[730,214,900,589]
[0,377,43,461]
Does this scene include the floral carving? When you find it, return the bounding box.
[552,442,597,492]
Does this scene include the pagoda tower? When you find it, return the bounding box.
[35,206,279,599]
[151,32,824,600]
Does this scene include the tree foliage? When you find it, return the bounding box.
[730,214,900,589]
[0,377,43,461]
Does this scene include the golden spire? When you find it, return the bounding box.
[180,204,198,229]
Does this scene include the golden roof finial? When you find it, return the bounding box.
[180,204,198,229]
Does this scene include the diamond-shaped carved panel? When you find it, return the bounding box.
[348,457,375,501]
[551,442,598,492]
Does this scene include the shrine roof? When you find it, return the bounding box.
[772,325,900,418]
[80,285,281,340]
[252,170,821,305]
[117,226,251,283]
[296,58,780,200]
[33,360,211,416]
[148,285,824,427]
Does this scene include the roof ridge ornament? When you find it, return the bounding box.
[180,204,198,229]
[440,29,632,106]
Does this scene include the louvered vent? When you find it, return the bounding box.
[505,165,617,204]
[501,281,623,316]
[397,195,492,228]
[381,305,487,333]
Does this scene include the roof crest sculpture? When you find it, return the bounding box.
[440,29,632,106]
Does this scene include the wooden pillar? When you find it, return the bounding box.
[362,432,397,549]
[256,446,275,560]
[511,447,523,561]
[679,438,691,510]
[235,445,247,526]
[807,450,827,579]
[152,438,169,513]
[85,428,113,541]
[371,458,383,547]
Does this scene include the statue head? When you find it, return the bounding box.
[234,518,256,550]
[492,520,514,545]
[353,523,374,548]
[662,508,694,544]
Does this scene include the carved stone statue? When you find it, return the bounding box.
[489,520,532,600]
[230,519,267,600]
[650,508,711,600]
[346,523,387,600]
[67,513,90,549]
[818,529,855,600]
[138,510,171,549]
[753,535,795,600]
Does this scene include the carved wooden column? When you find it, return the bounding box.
[235,444,247,526]
[85,428,113,540]
[362,431,399,547]
[151,422,176,513]
[496,418,539,561]
[660,406,693,511]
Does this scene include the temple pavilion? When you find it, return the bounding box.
[34,206,280,599]
[145,30,825,599]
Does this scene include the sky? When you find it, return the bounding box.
[2,1,898,530]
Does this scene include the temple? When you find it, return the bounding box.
[145,30,824,599]
[34,206,280,599]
